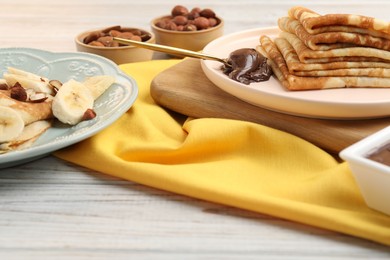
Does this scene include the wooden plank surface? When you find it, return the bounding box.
[151,58,390,154]
[1,1,390,259]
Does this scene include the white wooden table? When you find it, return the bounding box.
[1,0,390,258]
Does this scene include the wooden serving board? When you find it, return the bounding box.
[150,58,390,154]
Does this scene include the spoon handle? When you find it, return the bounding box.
[113,37,227,64]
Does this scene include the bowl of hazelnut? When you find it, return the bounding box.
[151,5,224,52]
[75,25,156,64]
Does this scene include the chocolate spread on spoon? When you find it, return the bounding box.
[222,48,272,85]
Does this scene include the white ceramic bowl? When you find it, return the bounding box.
[339,126,390,216]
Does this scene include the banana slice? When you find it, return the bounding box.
[3,73,53,95]
[83,75,115,100]
[52,79,94,125]
[7,67,49,82]
[0,106,24,143]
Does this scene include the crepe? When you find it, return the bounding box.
[259,35,390,90]
[288,6,390,39]
[0,120,52,153]
[278,16,390,51]
[0,90,53,125]
[0,91,53,152]
[273,37,390,77]
[281,31,390,63]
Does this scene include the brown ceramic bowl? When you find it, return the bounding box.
[75,27,156,64]
[151,16,224,52]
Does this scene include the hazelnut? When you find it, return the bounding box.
[82,109,97,121]
[191,7,202,13]
[155,19,167,29]
[183,24,197,31]
[193,17,210,30]
[49,80,62,95]
[10,83,27,101]
[188,8,201,20]
[172,15,188,26]
[164,21,178,31]
[200,8,216,18]
[29,92,48,103]
[0,82,8,90]
[171,5,189,16]
[208,18,218,27]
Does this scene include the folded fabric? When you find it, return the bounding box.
[54,59,390,246]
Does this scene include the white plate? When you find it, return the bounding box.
[0,48,138,168]
[201,27,390,119]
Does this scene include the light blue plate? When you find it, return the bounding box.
[0,48,138,168]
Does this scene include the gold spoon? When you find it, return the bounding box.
[112,37,231,67]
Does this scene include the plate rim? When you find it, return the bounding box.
[0,47,138,168]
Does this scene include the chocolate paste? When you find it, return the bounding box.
[367,143,390,166]
[222,48,272,85]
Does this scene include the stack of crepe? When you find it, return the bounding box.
[258,6,390,90]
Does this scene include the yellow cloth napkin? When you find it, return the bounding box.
[55,60,390,246]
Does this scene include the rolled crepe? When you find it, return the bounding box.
[0,90,53,125]
[0,120,52,153]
